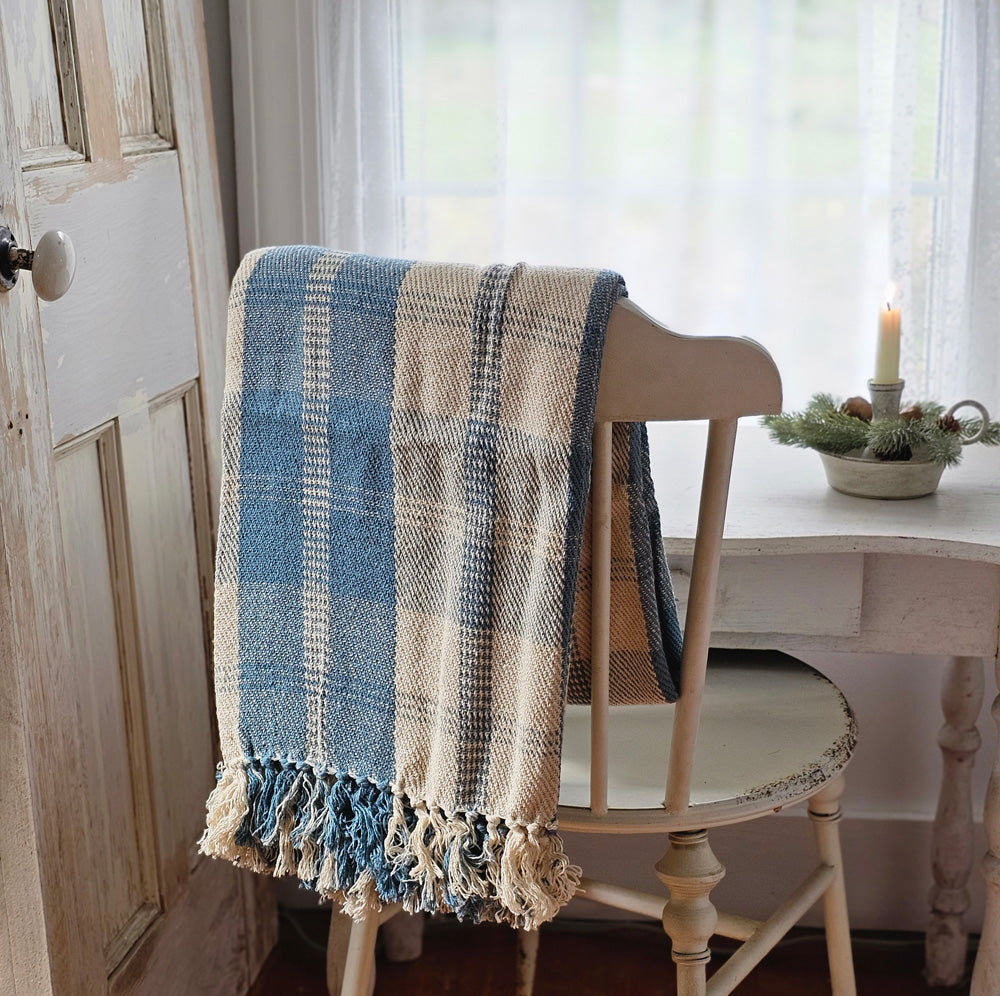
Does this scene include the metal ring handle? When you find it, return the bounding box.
[945,399,991,445]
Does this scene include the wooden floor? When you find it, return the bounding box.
[249,909,974,995]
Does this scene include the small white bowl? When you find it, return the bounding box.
[818,451,945,500]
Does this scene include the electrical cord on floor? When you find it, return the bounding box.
[279,907,330,956]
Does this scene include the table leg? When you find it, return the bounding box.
[381,910,424,962]
[927,656,983,986]
[971,655,1000,995]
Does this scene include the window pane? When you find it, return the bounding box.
[398,0,948,408]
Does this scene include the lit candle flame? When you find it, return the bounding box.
[885,281,898,310]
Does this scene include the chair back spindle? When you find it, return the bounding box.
[588,422,613,816]
[664,417,737,813]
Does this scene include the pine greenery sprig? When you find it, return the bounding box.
[805,393,840,414]
[867,419,923,460]
[762,409,868,454]
[761,394,1000,467]
[963,418,1000,446]
[925,430,963,467]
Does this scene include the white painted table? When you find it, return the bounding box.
[648,422,1000,991]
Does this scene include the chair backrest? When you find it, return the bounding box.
[587,298,782,816]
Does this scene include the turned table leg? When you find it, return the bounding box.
[927,656,983,986]
[971,655,1000,996]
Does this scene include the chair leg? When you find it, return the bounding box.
[335,912,379,996]
[516,928,540,996]
[656,830,726,996]
[326,908,353,996]
[809,774,857,996]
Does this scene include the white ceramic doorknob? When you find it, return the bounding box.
[30,230,76,301]
[0,225,76,302]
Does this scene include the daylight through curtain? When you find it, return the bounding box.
[320,0,999,411]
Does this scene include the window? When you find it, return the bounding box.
[288,1,998,412]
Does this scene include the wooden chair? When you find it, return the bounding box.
[331,298,858,996]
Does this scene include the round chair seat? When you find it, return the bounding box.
[558,650,857,833]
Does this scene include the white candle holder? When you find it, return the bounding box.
[868,379,904,422]
[821,379,988,499]
[821,376,939,496]
[818,384,992,500]
[766,380,995,499]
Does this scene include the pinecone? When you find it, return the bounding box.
[841,396,873,421]
[938,413,961,433]
[875,442,913,462]
[899,405,923,422]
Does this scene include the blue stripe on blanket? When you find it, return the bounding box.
[629,423,684,700]
[321,254,413,782]
[558,271,623,700]
[455,263,516,810]
[237,246,319,758]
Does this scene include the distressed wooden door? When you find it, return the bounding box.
[0,2,275,994]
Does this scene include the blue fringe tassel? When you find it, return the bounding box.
[234,758,424,908]
[221,756,574,926]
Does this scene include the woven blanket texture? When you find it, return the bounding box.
[200,247,683,928]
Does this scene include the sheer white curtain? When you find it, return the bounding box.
[318,0,999,411]
[315,0,402,253]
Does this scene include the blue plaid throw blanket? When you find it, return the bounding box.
[200,248,683,927]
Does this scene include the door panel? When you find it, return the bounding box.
[25,155,199,444]
[110,859,249,996]
[101,0,172,152]
[54,428,159,971]
[118,388,216,899]
[0,0,277,991]
[3,0,73,157]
